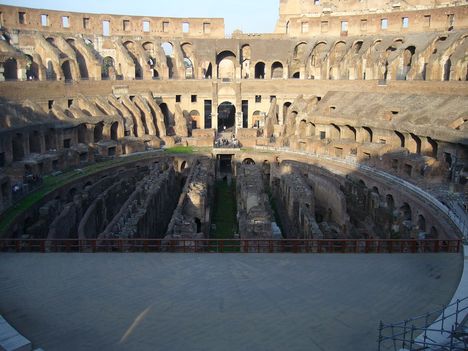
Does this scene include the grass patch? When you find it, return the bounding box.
[211,180,237,239]
[165,146,195,154]
[0,152,161,236]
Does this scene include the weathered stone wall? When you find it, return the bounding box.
[100,162,181,239]
[277,0,468,35]
[165,157,214,239]
[272,171,322,239]
[236,164,274,239]
[0,5,224,38]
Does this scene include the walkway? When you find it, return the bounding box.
[0,253,462,351]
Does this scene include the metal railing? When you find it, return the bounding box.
[0,238,461,254]
[378,296,468,350]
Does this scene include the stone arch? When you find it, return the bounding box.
[242,158,255,165]
[292,71,300,79]
[402,46,415,80]
[443,56,452,81]
[385,194,395,210]
[298,119,307,138]
[12,133,24,161]
[399,202,412,221]
[330,123,341,139]
[362,126,373,143]
[181,42,194,79]
[25,54,39,80]
[217,101,236,132]
[252,110,262,128]
[201,61,213,79]
[189,110,201,129]
[159,103,173,135]
[183,57,194,79]
[66,38,88,79]
[283,102,292,118]
[142,41,155,57]
[217,50,236,80]
[110,122,119,141]
[293,42,307,60]
[4,58,18,80]
[344,125,357,141]
[77,124,87,144]
[93,122,104,143]
[352,40,363,54]
[29,131,41,154]
[61,60,73,80]
[271,61,284,79]
[123,40,143,79]
[310,42,327,67]
[394,130,405,147]
[162,42,174,78]
[427,137,438,158]
[410,133,421,154]
[241,44,251,78]
[306,122,316,137]
[417,214,426,232]
[101,56,114,79]
[44,128,56,150]
[254,61,265,79]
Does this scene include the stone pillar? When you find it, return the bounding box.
[283,66,289,79]
[211,112,218,131]
[265,63,271,80]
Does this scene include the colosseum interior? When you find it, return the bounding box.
[0,1,467,350]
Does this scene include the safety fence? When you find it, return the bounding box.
[0,238,462,254]
[378,296,468,351]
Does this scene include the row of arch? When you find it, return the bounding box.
[4,34,466,81]
[357,179,440,238]
[294,119,439,158]
[8,122,120,162]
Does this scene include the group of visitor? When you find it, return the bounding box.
[214,135,240,148]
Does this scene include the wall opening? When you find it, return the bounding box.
[217,101,236,132]
[255,62,265,79]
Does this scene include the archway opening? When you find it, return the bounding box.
[25,55,39,80]
[162,42,174,78]
[255,62,265,79]
[94,123,104,143]
[443,57,451,81]
[217,102,236,132]
[46,61,56,80]
[217,51,236,80]
[110,122,119,141]
[77,124,87,144]
[61,60,73,81]
[271,62,283,79]
[189,110,201,129]
[29,131,41,154]
[4,58,18,80]
[101,56,114,79]
[159,103,174,135]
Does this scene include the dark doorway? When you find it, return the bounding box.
[217,102,235,132]
[218,154,233,174]
[204,100,212,129]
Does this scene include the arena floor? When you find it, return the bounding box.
[0,253,463,351]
